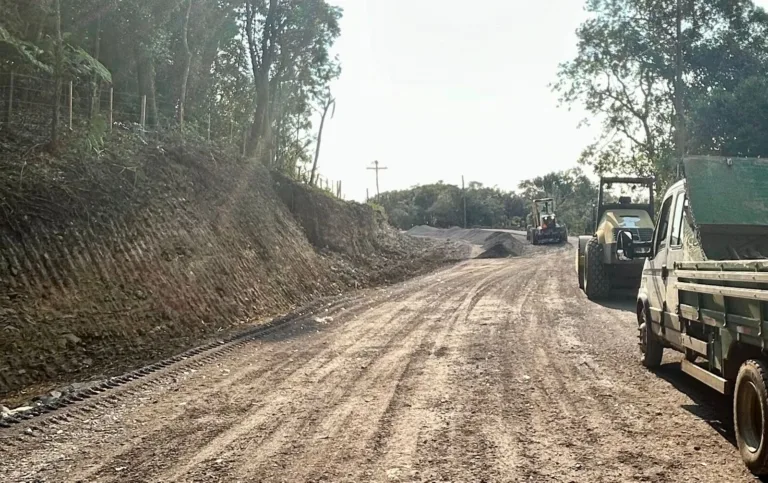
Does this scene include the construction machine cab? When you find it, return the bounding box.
[596,177,655,224]
[527,197,568,245]
[577,177,656,299]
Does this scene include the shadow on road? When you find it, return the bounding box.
[655,362,736,445]
[655,361,768,480]
[651,362,768,480]
[592,292,636,313]
[651,362,768,479]
[645,353,768,479]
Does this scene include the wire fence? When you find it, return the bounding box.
[0,70,344,199]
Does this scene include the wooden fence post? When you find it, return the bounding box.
[140,95,147,129]
[68,81,73,130]
[108,86,113,131]
[6,71,14,125]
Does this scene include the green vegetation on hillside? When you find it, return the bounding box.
[0,0,341,181]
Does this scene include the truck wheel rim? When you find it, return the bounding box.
[739,380,764,453]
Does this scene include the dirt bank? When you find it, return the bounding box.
[0,135,463,400]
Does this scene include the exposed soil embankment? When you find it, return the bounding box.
[407,226,524,258]
[0,135,462,399]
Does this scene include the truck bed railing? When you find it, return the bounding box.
[675,260,768,271]
[675,281,768,302]
[675,270,768,284]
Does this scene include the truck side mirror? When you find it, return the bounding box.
[616,230,635,260]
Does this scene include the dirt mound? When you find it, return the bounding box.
[0,134,462,400]
[407,226,523,258]
[407,226,495,245]
[477,232,524,258]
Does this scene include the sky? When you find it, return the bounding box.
[318,0,768,201]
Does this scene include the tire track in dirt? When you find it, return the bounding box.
[244,265,502,482]
[74,263,493,483]
[502,244,751,482]
[1,280,438,482]
[404,259,539,482]
[84,287,451,482]
[343,263,517,482]
[0,244,760,482]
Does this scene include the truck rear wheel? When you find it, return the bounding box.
[735,360,768,475]
[584,238,610,299]
[638,306,662,368]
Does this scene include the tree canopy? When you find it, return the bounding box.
[555,0,768,187]
[0,0,342,176]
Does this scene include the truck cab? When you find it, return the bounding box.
[636,178,690,353]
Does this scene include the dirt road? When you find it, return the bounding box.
[0,242,757,482]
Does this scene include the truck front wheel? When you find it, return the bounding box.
[638,306,662,368]
[735,360,768,475]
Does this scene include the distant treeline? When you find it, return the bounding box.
[374,168,597,235]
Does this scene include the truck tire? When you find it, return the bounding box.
[638,305,662,368]
[735,360,768,475]
[584,238,610,299]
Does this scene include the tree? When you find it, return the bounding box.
[51,0,63,146]
[555,0,768,186]
[178,0,193,130]
[309,90,335,186]
[688,76,768,157]
[0,0,342,175]
[375,183,527,230]
[244,0,341,161]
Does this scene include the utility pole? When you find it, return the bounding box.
[462,175,467,228]
[674,0,685,178]
[367,160,388,196]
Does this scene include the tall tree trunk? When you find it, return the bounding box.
[178,0,193,129]
[88,14,102,124]
[147,61,159,126]
[245,0,278,158]
[136,53,159,126]
[50,0,63,146]
[247,76,270,156]
[310,96,335,186]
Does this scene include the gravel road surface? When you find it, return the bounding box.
[0,242,757,482]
